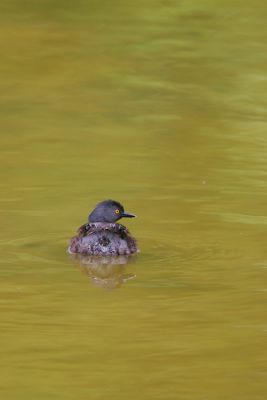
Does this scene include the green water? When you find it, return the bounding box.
[1,1,267,399]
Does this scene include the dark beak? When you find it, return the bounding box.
[121,212,136,218]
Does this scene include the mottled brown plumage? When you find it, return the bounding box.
[68,222,138,256]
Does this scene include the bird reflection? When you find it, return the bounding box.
[70,254,137,289]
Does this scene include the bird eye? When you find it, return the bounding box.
[115,209,120,214]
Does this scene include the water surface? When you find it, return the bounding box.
[0,1,266,399]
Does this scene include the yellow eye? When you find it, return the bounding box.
[115,209,120,215]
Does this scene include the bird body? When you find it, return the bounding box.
[68,200,138,256]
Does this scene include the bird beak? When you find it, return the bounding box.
[121,212,136,218]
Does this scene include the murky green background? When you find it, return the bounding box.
[0,1,266,399]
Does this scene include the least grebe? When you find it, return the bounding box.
[68,200,138,256]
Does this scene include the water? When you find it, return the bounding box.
[0,1,266,399]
